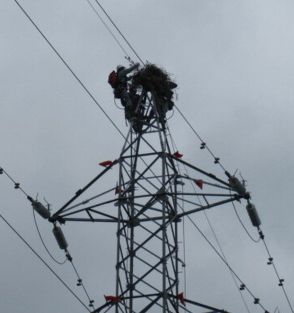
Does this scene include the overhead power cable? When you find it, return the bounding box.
[92,0,231,175]
[202,207,251,313]
[186,215,270,313]
[1,165,95,308]
[167,129,251,313]
[174,105,227,172]
[0,213,91,312]
[258,228,294,313]
[68,255,95,309]
[84,0,131,60]
[0,167,29,197]
[13,0,125,140]
[92,0,145,65]
[14,0,228,187]
[13,0,163,193]
[11,2,289,312]
[0,166,66,264]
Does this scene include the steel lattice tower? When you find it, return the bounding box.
[50,80,247,313]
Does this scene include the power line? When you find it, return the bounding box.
[88,2,228,174]
[12,0,163,192]
[258,229,294,313]
[93,3,233,175]
[1,166,95,307]
[202,199,252,313]
[1,165,67,264]
[0,212,91,312]
[167,128,252,313]
[0,167,29,197]
[174,105,227,172]
[13,0,125,140]
[10,2,290,312]
[92,0,145,65]
[186,214,270,313]
[69,258,95,309]
[84,0,131,60]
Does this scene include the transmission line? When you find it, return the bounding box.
[258,228,294,313]
[92,0,145,65]
[0,213,91,312]
[186,214,270,313]
[1,166,66,264]
[84,0,131,60]
[10,2,292,312]
[167,130,251,313]
[13,0,125,140]
[0,166,95,308]
[89,6,291,308]
[89,0,229,174]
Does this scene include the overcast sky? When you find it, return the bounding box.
[1,1,294,313]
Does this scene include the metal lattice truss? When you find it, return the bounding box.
[51,94,241,313]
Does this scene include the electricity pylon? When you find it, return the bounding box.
[50,79,246,313]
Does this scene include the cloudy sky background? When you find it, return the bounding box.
[1,0,294,312]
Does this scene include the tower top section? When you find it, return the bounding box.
[108,63,177,132]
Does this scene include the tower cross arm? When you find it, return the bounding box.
[50,159,119,221]
[176,195,242,219]
[169,155,230,187]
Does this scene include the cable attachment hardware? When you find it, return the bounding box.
[254,298,260,304]
[258,230,265,240]
[278,279,285,287]
[14,182,20,189]
[246,203,261,227]
[200,142,206,150]
[53,224,68,250]
[28,196,51,219]
[0,167,3,174]
[267,257,273,265]
[89,300,94,308]
[226,172,250,199]
[239,283,246,290]
[77,278,82,286]
[65,251,72,262]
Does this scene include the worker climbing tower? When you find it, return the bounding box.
[49,64,250,313]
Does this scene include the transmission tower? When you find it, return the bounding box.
[49,66,248,313]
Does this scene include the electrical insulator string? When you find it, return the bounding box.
[0,166,95,308]
[231,197,260,243]
[32,208,67,265]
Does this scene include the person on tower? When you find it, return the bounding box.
[108,63,140,107]
[108,63,141,130]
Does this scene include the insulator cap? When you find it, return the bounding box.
[53,225,68,250]
[246,203,261,227]
[229,176,248,198]
[31,200,50,219]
